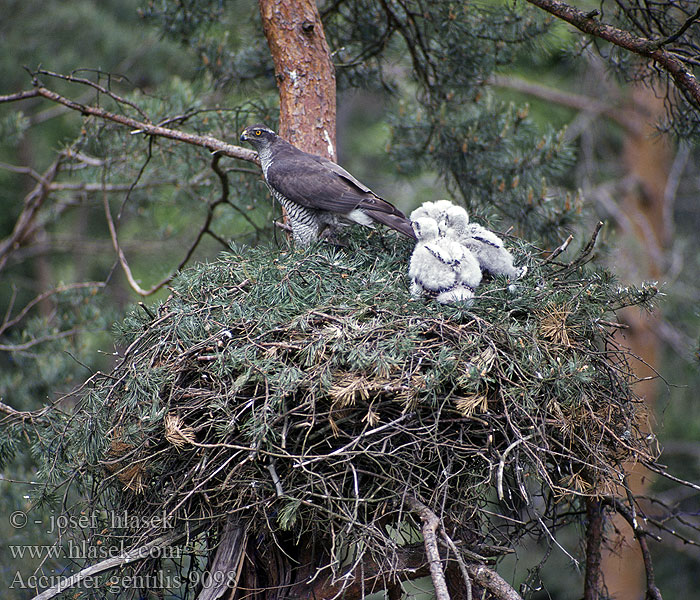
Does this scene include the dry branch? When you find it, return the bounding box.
[605,498,664,600]
[0,154,64,271]
[101,153,238,296]
[441,531,473,600]
[489,74,639,132]
[0,282,104,337]
[0,86,258,164]
[405,496,451,600]
[542,233,574,264]
[0,76,264,296]
[0,327,82,352]
[467,565,523,600]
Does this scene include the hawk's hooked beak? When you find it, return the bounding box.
[239,130,249,142]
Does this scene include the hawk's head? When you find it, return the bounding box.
[240,124,277,149]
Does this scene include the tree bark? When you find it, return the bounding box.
[258,0,337,160]
[228,7,339,597]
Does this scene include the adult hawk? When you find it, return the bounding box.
[240,125,416,246]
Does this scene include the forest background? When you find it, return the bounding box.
[0,1,699,599]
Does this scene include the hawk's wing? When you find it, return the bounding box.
[265,147,402,216]
[311,155,373,194]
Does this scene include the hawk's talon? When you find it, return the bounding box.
[319,227,347,247]
[274,220,293,233]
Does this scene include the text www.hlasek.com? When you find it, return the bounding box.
[10,539,184,560]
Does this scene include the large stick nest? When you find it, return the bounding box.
[77,230,657,587]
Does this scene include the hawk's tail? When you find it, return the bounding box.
[369,210,417,240]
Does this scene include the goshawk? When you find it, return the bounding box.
[240,124,415,246]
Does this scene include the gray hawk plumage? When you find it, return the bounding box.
[240,124,416,246]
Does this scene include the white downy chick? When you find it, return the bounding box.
[439,203,469,238]
[409,217,481,304]
[443,205,526,279]
[409,199,456,226]
[435,247,482,304]
[409,218,457,296]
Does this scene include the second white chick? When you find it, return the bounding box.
[409,217,482,304]
[443,205,526,279]
[409,199,457,225]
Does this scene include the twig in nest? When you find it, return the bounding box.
[497,435,533,501]
[440,530,472,600]
[561,221,604,271]
[405,496,451,600]
[164,414,196,449]
[138,302,156,320]
[0,400,51,422]
[543,233,574,263]
[267,459,285,497]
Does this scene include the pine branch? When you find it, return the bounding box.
[0,153,65,272]
[0,85,258,164]
[440,531,473,600]
[101,152,247,297]
[525,0,700,107]
[657,7,700,48]
[0,282,104,336]
[603,498,664,600]
[0,400,51,421]
[467,565,523,600]
[489,74,639,132]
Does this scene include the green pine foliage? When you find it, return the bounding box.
[317,1,580,244]
[3,1,696,596]
[20,230,657,592]
[390,98,578,243]
[0,112,30,146]
[140,0,275,88]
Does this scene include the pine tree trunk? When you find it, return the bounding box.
[258,0,337,160]
[224,4,338,599]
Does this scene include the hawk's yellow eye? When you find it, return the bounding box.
[255,130,261,136]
